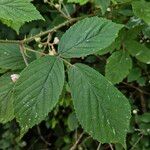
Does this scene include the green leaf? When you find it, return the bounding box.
[68,0,88,5]
[137,113,150,123]
[68,63,131,147]
[105,51,132,84]
[58,17,123,58]
[0,0,44,32]
[14,56,64,135]
[0,18,24,34]
[67,112,79,131]
[0,43,26,70]
[127,67,141,82]
[0,74,14,123]
[125,40,150,64]
[94,0,111,14]
[132,0,150,24]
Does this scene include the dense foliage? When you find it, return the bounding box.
[0,0,150,149]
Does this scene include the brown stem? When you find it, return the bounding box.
[19,43,29,66]
[140,93,146,112]
[70,132,84,150]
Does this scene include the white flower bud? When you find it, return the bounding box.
[38,44,43,48]
[44,0,48,3]
[133,109,138,114]
[107,8,111,12]
[34,37,41,42]
[55,4,60,9]
[49,50,55,56]
[53,37,59,44]
[11,74,20,83]
[140,40,143,43]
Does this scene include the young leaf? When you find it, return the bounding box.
[58,17,123,58]
[125,40,150,64]
[105,51,132,84]
[132,0,150,25]
[0,43,26,70]
[14,56,64,135]
[127,67,141,82]
[68,63,131,147]
[0,74,14,123]
[0,0,44,32]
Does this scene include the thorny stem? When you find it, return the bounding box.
[0,16,89,45]
[0,15,92,67]
[0,39,20,44]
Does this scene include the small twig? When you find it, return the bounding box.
[25,47,47,56]
[122,82,150,95]
[0,15,93,45]
[70,132,84,150]
[61,2,71,18]
[97,143,101,150]
[109,144,114,150]
[0,39,20,44]
[19,43,29,66]
[130,134,143,150]
[47,1,71,20]
[37,126,51,146]
[22,17,84,43]
[140,93,146,112]
[60,57,73,67]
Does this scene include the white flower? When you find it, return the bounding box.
[44,0,48,3]
[132,109,138,114]
[107,8,111,12]
[38,44,43,48]
[11,74,20,83]
[53,37,59,44]
[55,4,60,9]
